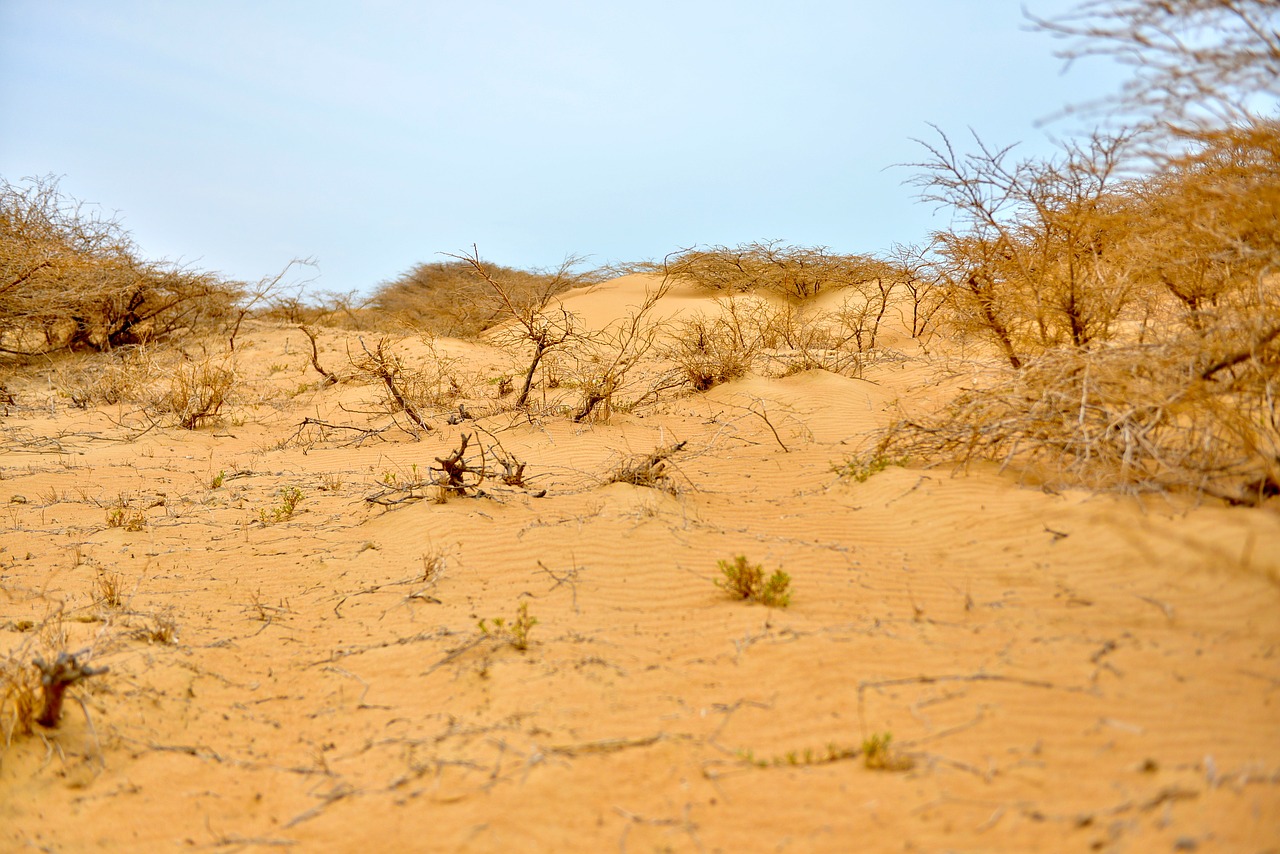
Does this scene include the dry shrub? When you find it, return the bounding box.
[1,175,238,355]
[373,257,602,338]
[564,281,671,421]
[0,610,90,745]
[159,355,235,429]
[892,90,1279,504]
[58,346,156,408]
[878,307,1279,502]
[349,337,436,432]
[647,240,890,300]
[669,313,757,391]
[55,344,237,429]
[351,334,470,415]
[668,294,866,389]
[606,441,687,492]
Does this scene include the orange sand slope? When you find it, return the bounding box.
[2,276,1278,852]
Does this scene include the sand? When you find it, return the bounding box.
[2,275,1278,852]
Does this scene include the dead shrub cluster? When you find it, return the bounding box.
[606,441,687,492]
[57,344,238,430]
[666,293,879,389]
[1,175,239,356]
[0,648,40,745]
[878,314,1279,502]
[882,2,1280,504]
[645,240,890,300]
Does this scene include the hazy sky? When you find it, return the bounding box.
[1,1,1128,295]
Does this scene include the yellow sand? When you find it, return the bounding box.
[2,275,1277,851]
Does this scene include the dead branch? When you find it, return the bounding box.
[280,417,389,449]
[434,432,484,493]
[299,325,338,385]
[356,337,432,434]
[33,650,107,728]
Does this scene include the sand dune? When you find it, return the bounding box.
[2,278,1277,852]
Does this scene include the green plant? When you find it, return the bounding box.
[715,555,792,608]
[862,732,914,771]
[478,601,538,651]
[258,486,304,525]
[738,743,858,768]
[210,470,226,489]
[835,452,907,483]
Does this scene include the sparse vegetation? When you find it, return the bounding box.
[106,501,146,532]
[836,452,907,483]
[94,570,124,609]
[478,601,538,651]
[715,555,792,608]
[258,486,304,525]
[0,4,1274,848]
[861,732,914,771]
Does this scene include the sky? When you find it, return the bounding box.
[0,1,1130,296]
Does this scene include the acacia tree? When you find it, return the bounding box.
[652,241,887,300]
[880,242,949,341]
[910,128,1134,365]
[0,175,237,354]
[1032,0,1280,128]
[880,2,1280,501]
[1119,119,1280,329]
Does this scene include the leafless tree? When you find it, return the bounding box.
[449,247,588,408]
[1031,0,1280,128]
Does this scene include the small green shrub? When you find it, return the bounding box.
[478,601,538,651]
[862,731,914,771]
[258,487,303,525]
[715,555,791,608]
[835,452,906,483]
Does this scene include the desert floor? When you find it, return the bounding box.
[2,276,1278,853]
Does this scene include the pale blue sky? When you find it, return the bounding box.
[0,1,1127,294]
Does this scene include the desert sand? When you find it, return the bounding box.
[2,274,1278,852]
